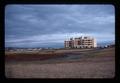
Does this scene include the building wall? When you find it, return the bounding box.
[64,41,69,48]
[93,38,97,47]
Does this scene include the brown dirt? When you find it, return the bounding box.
[5,53,66,62]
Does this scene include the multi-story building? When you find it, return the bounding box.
[64,36,97,48]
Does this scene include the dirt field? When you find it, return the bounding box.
[5,47,115,78]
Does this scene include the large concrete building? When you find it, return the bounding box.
[64,36,97,48]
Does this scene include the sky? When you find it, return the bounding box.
[5,5,115,48]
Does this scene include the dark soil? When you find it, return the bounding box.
[5,53,66,62]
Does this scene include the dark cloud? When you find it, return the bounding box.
[5,5,115,47]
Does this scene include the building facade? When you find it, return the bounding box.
[64,36,97,48]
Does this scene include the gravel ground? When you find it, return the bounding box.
[5,47,115,78]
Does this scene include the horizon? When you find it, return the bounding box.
[5,40,115,48]
[5,5,115,48]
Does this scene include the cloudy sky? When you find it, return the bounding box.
[5,5,115,48]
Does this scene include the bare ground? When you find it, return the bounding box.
[5,47,115,78]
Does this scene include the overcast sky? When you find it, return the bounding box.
[5,5,115,48]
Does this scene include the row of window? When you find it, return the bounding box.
[65,43,93,45]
